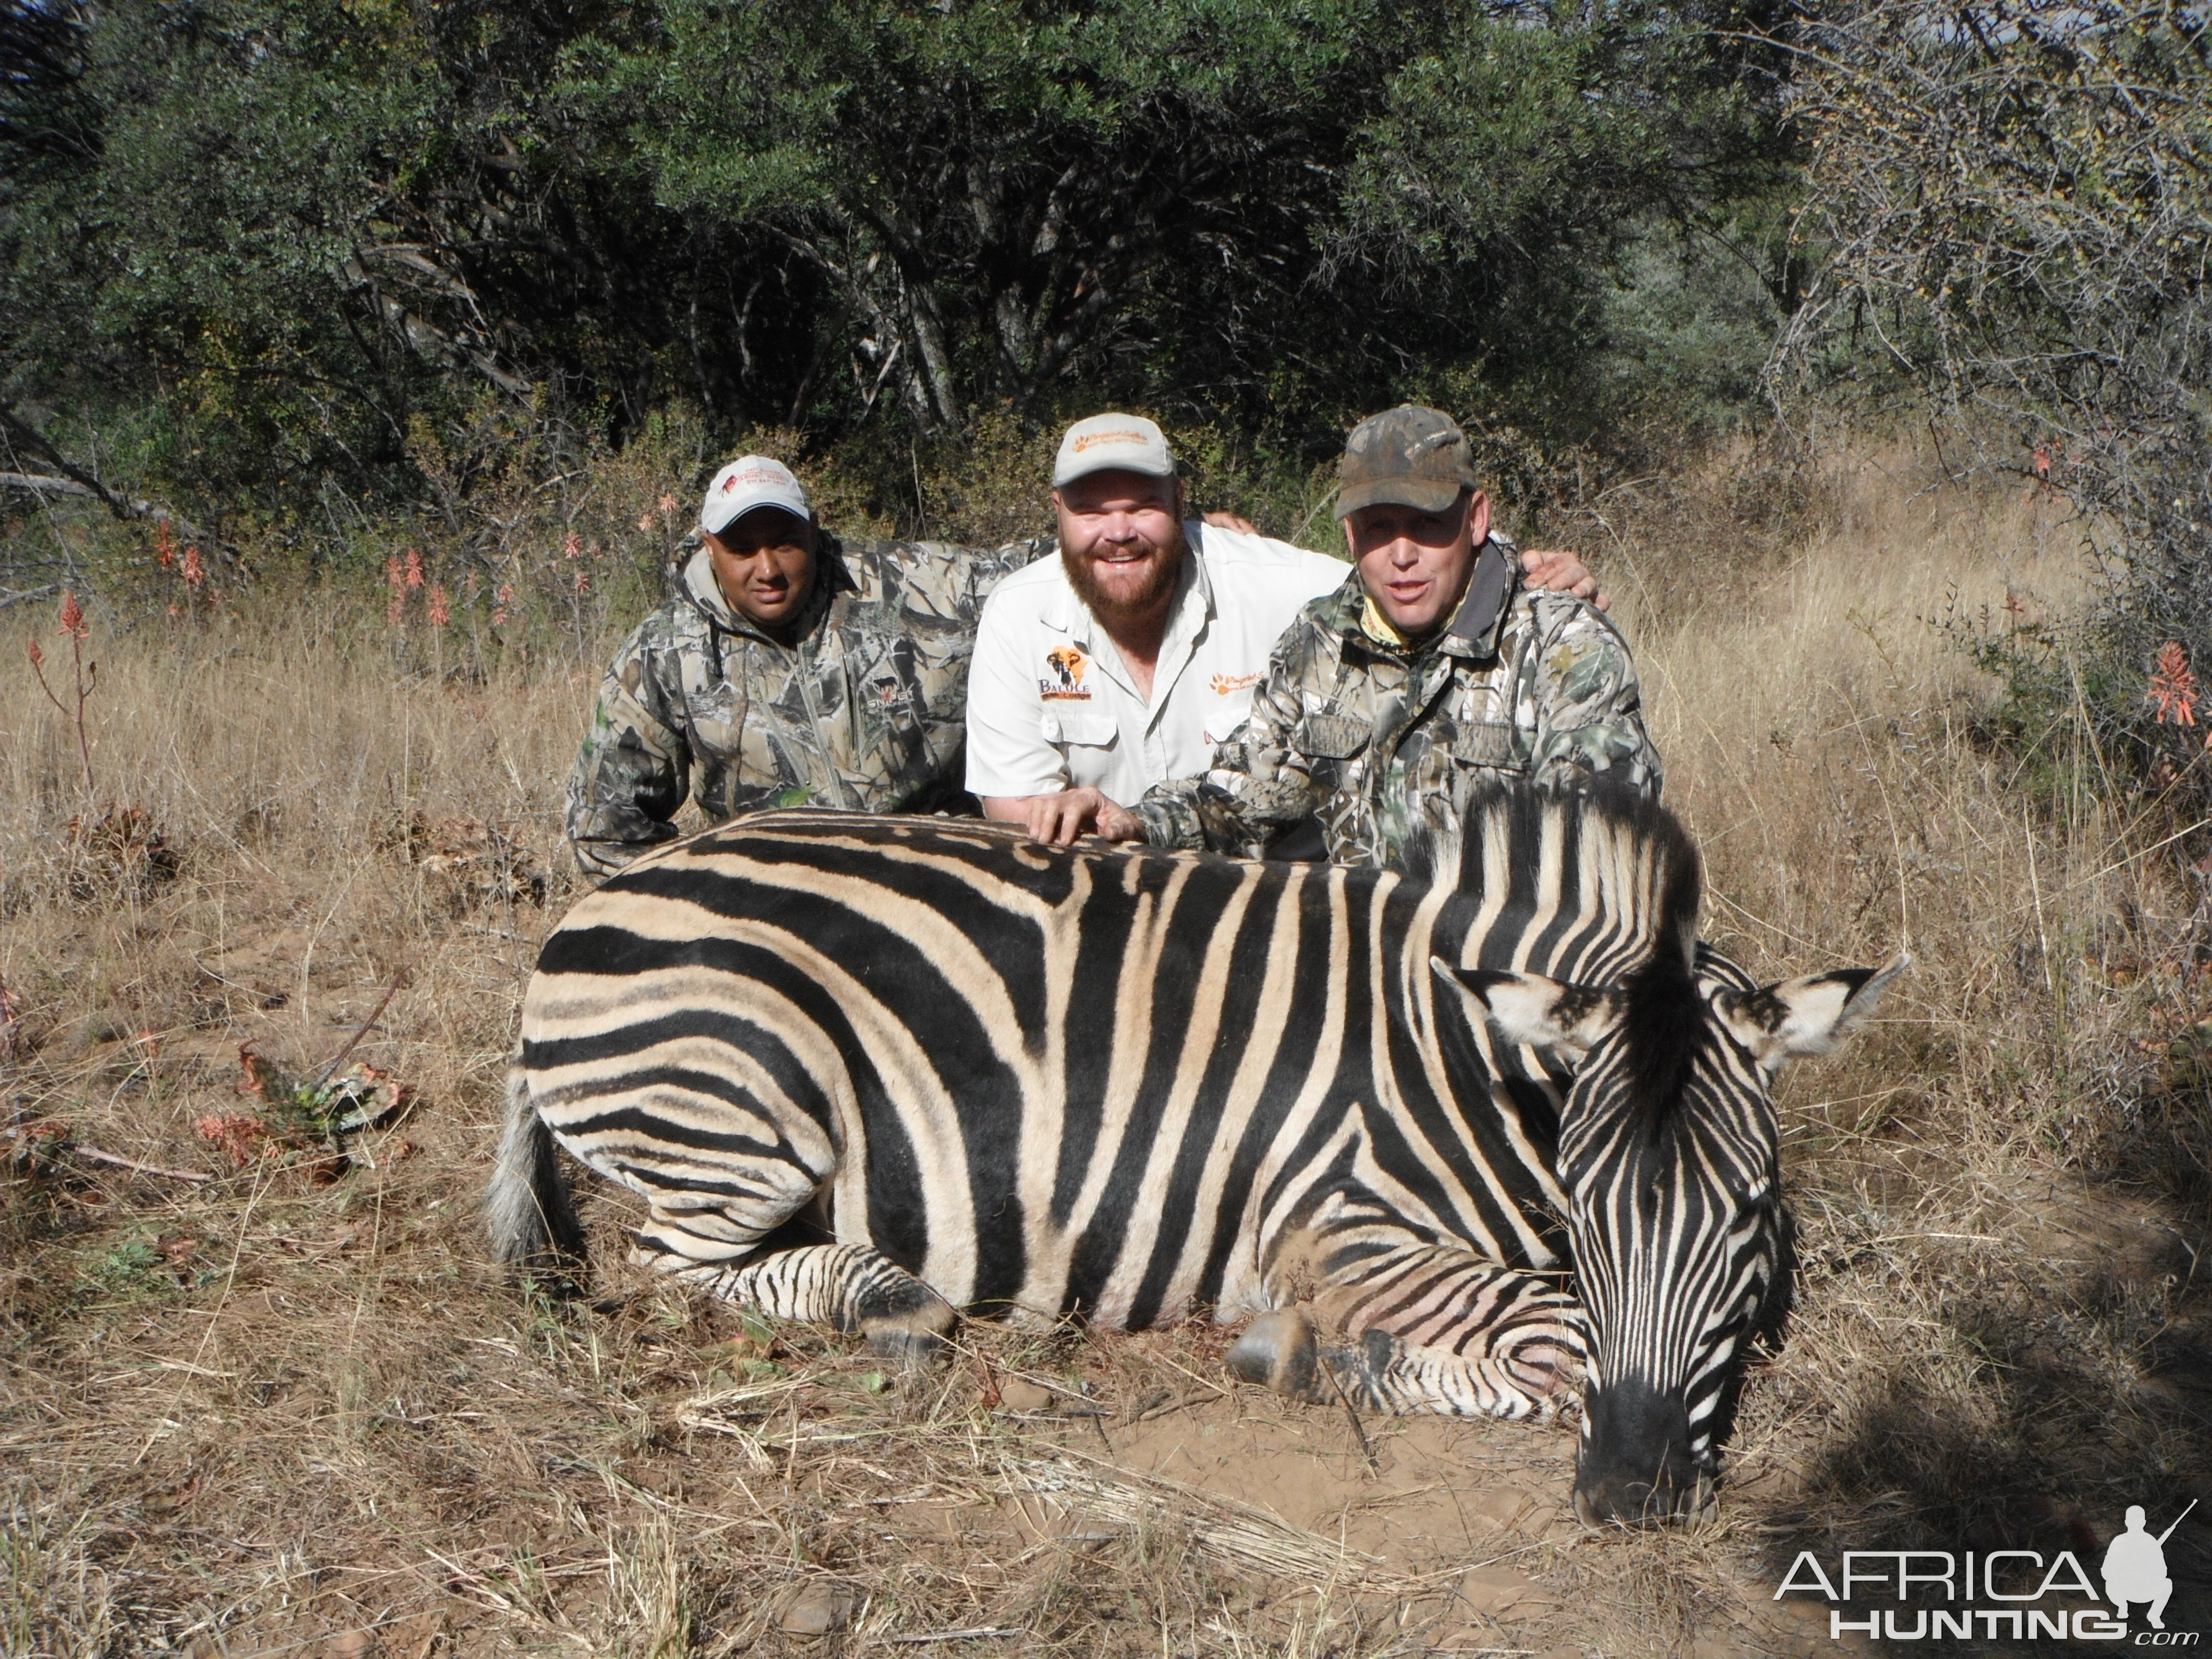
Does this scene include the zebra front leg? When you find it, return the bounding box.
[655,1242,955,1368]
[1228,1244,1584,1420]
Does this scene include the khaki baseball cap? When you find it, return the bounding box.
[1053,414,1176,488]
[1335,405,1479,518]
[700,455,812,537]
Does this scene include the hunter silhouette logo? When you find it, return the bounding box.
[1775,1497,2201,1644]
[2106,1501,2195,1631]
[1040,646,1092,700]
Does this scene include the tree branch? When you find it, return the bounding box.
[0,470,219,548]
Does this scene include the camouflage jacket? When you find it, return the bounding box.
[1131,539,1662,869]
[566,535,1041,880]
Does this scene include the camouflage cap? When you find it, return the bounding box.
[1336,405,1479,518]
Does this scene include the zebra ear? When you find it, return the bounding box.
[1431,958,1624,1059]
[1720,954,1910,1064]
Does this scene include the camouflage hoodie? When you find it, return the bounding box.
[1131,538,1662,868]
[566,534,1041,880]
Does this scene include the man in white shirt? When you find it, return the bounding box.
[966,414,1596,846]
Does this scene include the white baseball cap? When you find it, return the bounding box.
[700,455,812,537]
[1052,414,1176,488]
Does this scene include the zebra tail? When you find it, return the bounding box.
[485,1066,587,1287]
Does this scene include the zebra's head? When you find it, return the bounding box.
[1428,786,1904,1527]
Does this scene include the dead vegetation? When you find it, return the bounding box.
[2,437,2207,1656]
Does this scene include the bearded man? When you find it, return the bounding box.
[963,415,1601,847]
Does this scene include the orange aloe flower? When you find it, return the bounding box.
[56,590,89,640]
[2150,642,2198,725]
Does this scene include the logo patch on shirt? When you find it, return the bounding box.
[1209,671,1262,695]
[1040,645,1093,700]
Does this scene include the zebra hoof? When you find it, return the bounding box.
[1227,1309,1328,1402]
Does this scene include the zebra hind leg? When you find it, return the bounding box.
[653,1242,956,1368]
[1228,1245,1585,1420]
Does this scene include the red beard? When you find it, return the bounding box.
[1060,530,1183,627]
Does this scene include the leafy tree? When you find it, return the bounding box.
[1774,0,2212,788]
[0,0,1798,523]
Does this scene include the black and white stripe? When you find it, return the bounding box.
[489,780,1900,1521]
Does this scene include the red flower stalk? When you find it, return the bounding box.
[155,519,175,566]
[428,583,450,629]
[181,546,204,588]
[31,595,97,804]
[2150,642,2199,726]
[563,530,583,559]
[404,548,425,589]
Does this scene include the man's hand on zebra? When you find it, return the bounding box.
[988,784,1144,847]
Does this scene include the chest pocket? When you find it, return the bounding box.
[1449,721,1523,770]
[1044,706,1120,750]
[1293,712,1369,760]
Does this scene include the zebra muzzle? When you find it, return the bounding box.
[1572,1379,1718,1528]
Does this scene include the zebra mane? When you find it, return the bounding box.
[1414,779,1710,1127]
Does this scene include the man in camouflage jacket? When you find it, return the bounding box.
[1130,406,1660,869]
[565,455,1038,880]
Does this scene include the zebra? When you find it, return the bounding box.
[488,779,1902,1525]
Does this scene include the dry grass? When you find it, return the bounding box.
[2,437,2207,1657]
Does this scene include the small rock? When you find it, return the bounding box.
[997,1378,1053,1413]
[777,1582,856,1636]
[321,1632,375,1659]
